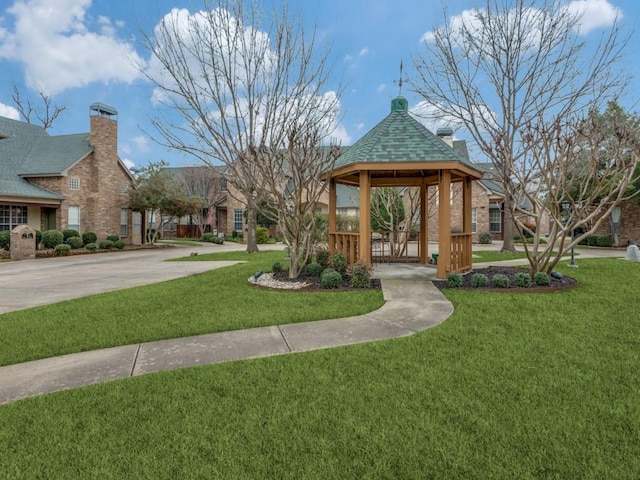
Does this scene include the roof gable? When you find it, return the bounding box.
[20,133,92,176]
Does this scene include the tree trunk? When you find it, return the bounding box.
[245,201,259,253]
[501,196,517,253]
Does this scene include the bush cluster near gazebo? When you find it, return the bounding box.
[437,266,577,291]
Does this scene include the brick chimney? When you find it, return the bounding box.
[89,103,118,161]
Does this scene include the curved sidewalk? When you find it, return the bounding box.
[0,263,453,406]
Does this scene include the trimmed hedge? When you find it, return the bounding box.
[65,236,84,249]
[54,244,71,256]
[82,232,97,245]
[42,230,64,249]
[0,231,9,250]
[256,227,269,244]
[321,268,342,289]
[98,239,114,249]
[62,229,80,242]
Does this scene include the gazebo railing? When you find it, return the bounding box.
[328,232,359,265]
[450,233,473,272]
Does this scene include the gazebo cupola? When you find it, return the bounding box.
[322,96,483,278]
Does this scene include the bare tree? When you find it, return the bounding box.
[255,127,342,278]
[11,85,66,130]
[411,0,628,253]
[140,0,341,255]
[513,103,640,274]
[370,187,407,258]
[178,166,226,238]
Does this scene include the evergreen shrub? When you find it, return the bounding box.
[305,263,323,277]
[65,236,83,249]
[85,243,97,251]
[446,273,462,288]
[471,273,489,288]
[62,229,80,241]
[534,272,551,286]
[321,268,342,289]
[82,232,97,245]
[514,272,531,288]
[99,239,114,249]
[42,230,64,249]
[54,244,71,255]
[350,261,372,288]
[491,274,509,288]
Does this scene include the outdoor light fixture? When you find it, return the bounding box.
[561,200,577,268]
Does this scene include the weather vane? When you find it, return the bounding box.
[393,60,408,96]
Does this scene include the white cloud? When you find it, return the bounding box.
[354,122,365,131]
[376,84,386,93]
[344,54,354,63]
[120,157,135,170]
[132,135,149,152]
[421,0,621,43]
[565,0,622,35]
[359,47,369,56]
[0,0,145,95]
[0,102,20,120]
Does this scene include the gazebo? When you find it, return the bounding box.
[322,96,483,279]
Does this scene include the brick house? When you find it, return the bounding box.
[0,104,139,243]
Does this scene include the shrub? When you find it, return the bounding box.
[35,230,42,248]
[98,239,114,249]
[42,230,64,249]
[305,262,323,277]
[321,268,342,289]
[534,272,551,286]
[113,240,125,249]
[478,232,493,244]
[82,232,97,245]
[256,227,269,244]
[65,236,83,249]
[62,229,80,242]
[331,251,348,277]
[54,244,71,255]
[446,273,462,288]
[315,248,330,269]
[350,261,372,289]
[514,272,531,288]
[597,235,612,247]
[272,261,284,273]
[587,236,599,246]
[491,273,509,288]
[471,273,489,288]
[85,242,97,251]
[106,234,120,243]
[201,233,224,244]
[0,231,9,250]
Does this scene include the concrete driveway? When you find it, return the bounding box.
[0,243,284,314]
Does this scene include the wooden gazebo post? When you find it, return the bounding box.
[438,170,452,278]
[359,171,372,265]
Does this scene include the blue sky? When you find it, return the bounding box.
[1,0,638,169]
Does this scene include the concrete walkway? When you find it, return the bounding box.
[0,241,626,405]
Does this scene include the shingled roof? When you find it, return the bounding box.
[334,97,476,170]
[0,116,67,200]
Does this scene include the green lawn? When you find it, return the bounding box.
[1,258,639,478]
[473,249,573,263]
[0,250,384,366]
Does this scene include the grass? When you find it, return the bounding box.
[473,249,574,263]
[155,239,204,246]
[0,250,384,366]
[1,258,639,478]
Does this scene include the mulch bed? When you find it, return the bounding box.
[0,243,174,260]
[433,266,578,292]
[271,271,382,291]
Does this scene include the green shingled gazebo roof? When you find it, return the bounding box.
[334,96,475,170]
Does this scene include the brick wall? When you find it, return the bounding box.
[28,113,134,242]
[594,203,640,246]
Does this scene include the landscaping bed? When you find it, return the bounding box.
[252,270,382,291]
[434,265,577,292]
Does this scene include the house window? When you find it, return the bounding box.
[489,207,501,233]
[120,209,128,237]
[233,209,243,232]
[120,184,128,195]
[337,208,348,216]
[471,207,477,234]
[0,205,27,231]
[69,178,80,190]
[68,206,80,232]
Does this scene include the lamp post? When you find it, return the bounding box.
[561,200,577,268]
